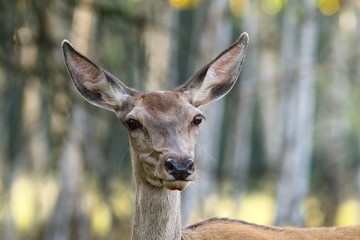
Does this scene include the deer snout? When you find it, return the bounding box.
[165,158,195,181]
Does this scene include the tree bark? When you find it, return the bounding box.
[144,4,172,91]
[317,6,352,226]
[229,0,259,202]
[355,2,360,224]
[276,0,318,226]
[47,1,96,238]
[47,105,90,240]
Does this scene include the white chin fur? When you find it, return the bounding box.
[162,180,190,191]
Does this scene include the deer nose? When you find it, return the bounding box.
[165,158,195,181]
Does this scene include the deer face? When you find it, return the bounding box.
[62,33,248,191]
[122,91,203,190]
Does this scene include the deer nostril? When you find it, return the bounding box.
[189,162,195,171]
[184,159,195,172]
[165,159,177,173]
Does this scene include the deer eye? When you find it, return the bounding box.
[192,115,204,126]
[125,119,142,130]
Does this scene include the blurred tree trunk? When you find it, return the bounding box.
[228,0,259,202]
[356,2,360,223]
[165,11,181,90]
[144,4,172,91]
[0,0,24,189]
[259,51,283,170]
[0,3,22,238]
[317,7,352,226]
[47,106,90,240]
[259,37,284,170]
[48,0,96,238]
[274,0,298,225]
[276,0,317,226]
[30,3,54,231]
[166,8,200,90]
[181,0,232,224]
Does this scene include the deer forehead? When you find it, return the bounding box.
[129,91,201,123]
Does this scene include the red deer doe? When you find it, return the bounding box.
[62,33,359,240]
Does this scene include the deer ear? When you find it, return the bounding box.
[62,40,138,112]
[176,32,249,107]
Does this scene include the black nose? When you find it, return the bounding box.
[165,159,195,181]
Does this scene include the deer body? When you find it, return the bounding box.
[62,33,360,240]
[182,218,360,240]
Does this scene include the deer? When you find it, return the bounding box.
[62,33,360,240]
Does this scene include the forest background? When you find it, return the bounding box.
[1,0,360,239]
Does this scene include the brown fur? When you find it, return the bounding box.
[182,218,360,240]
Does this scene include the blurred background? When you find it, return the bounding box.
[1,0,360,239]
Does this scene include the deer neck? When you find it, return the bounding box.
[130,147,182,240]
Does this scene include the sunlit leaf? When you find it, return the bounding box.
[305,197,325,226]
[336,199,358,226]
[338,10,357,32]
[261,0,287,15]
[90,197,112,237]
[318,0,340,16]
[356,0,360,8]
[238,192,275,225]
[110,181,133,219]
[169,0,200,9]
[230,0,251,18]
[10,175,36,233]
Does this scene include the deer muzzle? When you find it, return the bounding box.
[165,158,195,181]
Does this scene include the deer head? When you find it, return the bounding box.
[62,33,248,191]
